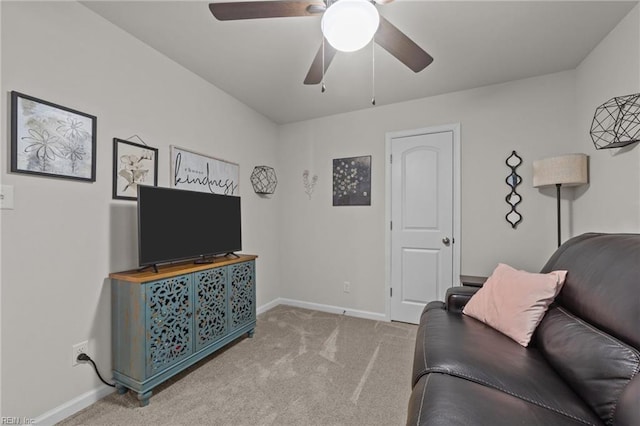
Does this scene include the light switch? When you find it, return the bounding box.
[1,185,14,209]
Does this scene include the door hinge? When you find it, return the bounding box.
[390,288,393,297]
[390,154,393,163]
[390,221,393,231]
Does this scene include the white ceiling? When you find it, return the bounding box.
[82,1,637,124]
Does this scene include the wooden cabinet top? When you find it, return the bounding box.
[109,254,257,283]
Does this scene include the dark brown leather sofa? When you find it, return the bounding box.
[407,233,639,426]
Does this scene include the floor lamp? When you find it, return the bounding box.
[533,154,588,247]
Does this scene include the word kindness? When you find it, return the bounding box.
[173,152,238,195]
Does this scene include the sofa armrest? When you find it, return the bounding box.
[460,275,487,287]
[446,286,480,313]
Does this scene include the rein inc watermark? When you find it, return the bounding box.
[1,418,35,425]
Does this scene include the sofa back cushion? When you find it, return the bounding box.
[540,233,640,349]
[536,306,640,425]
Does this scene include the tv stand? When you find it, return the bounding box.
[137,264,159,273]
[110,254,257,406]
[225,252,240,259]
[194,255,215,264]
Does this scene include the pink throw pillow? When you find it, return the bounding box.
[462,263,567,347]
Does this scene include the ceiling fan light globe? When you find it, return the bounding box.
[321,0,380,52]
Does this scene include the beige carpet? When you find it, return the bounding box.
[59,305,417,426]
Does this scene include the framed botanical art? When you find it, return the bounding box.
[11,91,97,182]
[112,138,158,200]
[333,155,372,206]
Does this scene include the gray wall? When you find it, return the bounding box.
[277,71,577,315]
[275,5,639,317]
[1,1,279,418]
[278,2,640,317]
[574,6,640,235]
[0,0,638,421]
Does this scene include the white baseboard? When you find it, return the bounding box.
[34,385,114,426]
[256,297,281,315]
[275,298,388,322]
[38,298,385,424]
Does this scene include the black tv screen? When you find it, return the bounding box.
[137,185,241,266]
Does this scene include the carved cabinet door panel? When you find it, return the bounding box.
[229,261,256,332]
[145,275,194,377]
[194,267,228,351]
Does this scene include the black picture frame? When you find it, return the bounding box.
[11,91,97,182]
[333,155,372,206]
[112,138,159,200]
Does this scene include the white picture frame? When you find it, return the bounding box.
[170,145,239,196]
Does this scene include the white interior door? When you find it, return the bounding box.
[390,129,454,324]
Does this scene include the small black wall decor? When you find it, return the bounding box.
[590,93,640,149]
[505,151,523,228]
[333,155,371,206]
[250,166,277,195]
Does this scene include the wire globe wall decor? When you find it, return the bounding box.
[590,93,640,149]
[250,166,277,195]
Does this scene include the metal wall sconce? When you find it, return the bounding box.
[250,166,277,194]
[505,151,523,229]
[590,93,640,149]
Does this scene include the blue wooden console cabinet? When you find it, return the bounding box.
[110,255,257,406]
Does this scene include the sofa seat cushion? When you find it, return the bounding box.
[412,306,601,425]
[407,373,603,426]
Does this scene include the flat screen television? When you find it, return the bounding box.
[137,185,241,267]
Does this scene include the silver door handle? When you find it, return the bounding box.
[442,237,451,246]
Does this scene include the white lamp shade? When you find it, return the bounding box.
[532,154,589,188]
[321,0,380,53]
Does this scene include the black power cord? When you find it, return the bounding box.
[77,353,116,388]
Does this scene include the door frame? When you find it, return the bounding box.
[384,123,461,322]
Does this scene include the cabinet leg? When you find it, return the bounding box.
[248,329,255,338]
[115,384,128,395]
[137,390,153,407]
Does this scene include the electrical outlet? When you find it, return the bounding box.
[72,341,88,367]
[343,281,351,293]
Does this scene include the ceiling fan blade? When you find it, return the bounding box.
[373,0,395,4]
[304,41,337,85]
[209,1,325,21]
[374,16,433,73]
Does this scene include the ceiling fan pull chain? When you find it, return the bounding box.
[321,36,326,93]
[371,39,376,106]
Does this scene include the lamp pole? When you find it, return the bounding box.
[532,154,588,250]
[556,183,561,248]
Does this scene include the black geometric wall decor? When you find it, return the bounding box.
[590,93,640,149]
[250,166,277,194]
[505,151,523,229]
